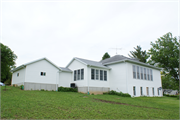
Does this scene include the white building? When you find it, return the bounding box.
[12,55,162,97]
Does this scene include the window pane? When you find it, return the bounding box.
[140,67,143,79]
[133,86,136,96]
[140,87,143,96]
[144,68,146,80]
[44,72,46,76]
[137,66,140,79]
[96,70,99,80]
[147,69,150,80]
[74,71,77,81]
[77,70,80,80]
[81,69,84,80]
[104,71,107,81]
[100,70,103,80]
[133,65,136,79]
[91,69,95,80]
[147,87,149,95]
[152,87,154,95]
[150,69,153,81]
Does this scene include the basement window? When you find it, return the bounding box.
[40,72,46,76]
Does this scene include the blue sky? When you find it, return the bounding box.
[1,0,179,67]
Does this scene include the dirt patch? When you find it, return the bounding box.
[93,98,163,110]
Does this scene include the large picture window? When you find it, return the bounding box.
[91,69,95,80]
[133,65,136,79]
[100,70,103,80]
[81,69,84,80]
[137,66,140,79]
[104,71,107,81]
[96,70,99,80]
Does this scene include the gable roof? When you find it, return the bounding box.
[66,57,111,69]
[100,55,161,70]
[12,58,71,72]
[59,67,72,72]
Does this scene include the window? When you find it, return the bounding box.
[104,71,107,81]
[157,88,160,95]
[100,70,103,80]
[81,69,84,80]
[140,67,143,79]
[40,72,46,76]
[17,73,19,77]
[150,69,153,81]
[74,70,76,81]
[133,65,136,79]
[133,86,136,96]
[144,68,147,80]
[147,69,150,80]
[77,70,80,80]
[146,87,149,95]
[96,70,99,80]
[91,69,95,80]
[152,87,154,96]
[140,87,143,96]
[137,66,140,79]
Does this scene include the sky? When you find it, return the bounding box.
[1,0,179,67]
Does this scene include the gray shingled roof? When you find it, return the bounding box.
[75,57,110,69]
[100,55,139,64]
[59,67,72,72]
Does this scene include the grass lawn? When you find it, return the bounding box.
[1,86,179,119]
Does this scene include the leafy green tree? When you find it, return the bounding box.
[102,52,110,60]
[1,43,17,83]
[148,32,179,83]
[128,45,149,63]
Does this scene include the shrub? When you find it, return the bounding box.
[104,90,131,97]
[91,93,94,95]
[58,86,77,92]
[4,79,11,85]
[41,89,45,91]
[19,85,24,90]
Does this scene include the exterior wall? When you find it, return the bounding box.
[12,67,26,86]
[59,72,72,87]
[88,66,110,88]
[67,59,88,87]
[24,82,56,91]
[107,62,128,93]
[25,59,59,85]
[78,86,110,95]
[126,62,162,97]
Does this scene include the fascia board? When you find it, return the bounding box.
[88,65,111,70]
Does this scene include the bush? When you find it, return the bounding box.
[4,79,11,85]
[19,85,24,90]
[58,86,78,92]
[164,94,178,97]
[41,89,45,91]
[91,93,94,95]
[103,90,131,97]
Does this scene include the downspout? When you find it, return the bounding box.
[125,61,128,93]
[56,71,61,91]
[87,65,89,95]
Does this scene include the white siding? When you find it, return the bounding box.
[25,59,59,84]
[12,67,26,85]
[127,62,162,97]
[88,67,110,87]
[67,59,88,87]
[107,62,128,93]
[59,72,72,87]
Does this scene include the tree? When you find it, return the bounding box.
[148,32,179,84]
[1,43,17,83]
[102,52,110,60]
[128,45,149,63]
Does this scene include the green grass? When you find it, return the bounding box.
[1,86,179,119]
